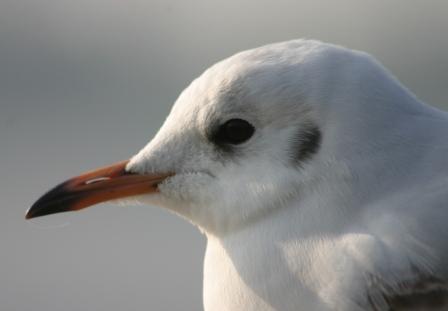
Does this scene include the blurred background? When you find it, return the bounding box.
[1,0,447,310]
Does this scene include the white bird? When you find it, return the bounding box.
[27,39,448,310]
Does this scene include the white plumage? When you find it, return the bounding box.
[126,40,448,310]
[31,39,448,310]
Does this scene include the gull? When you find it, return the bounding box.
[26,39,448,310]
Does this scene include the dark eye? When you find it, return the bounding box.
[212,119,255,145]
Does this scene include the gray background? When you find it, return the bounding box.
[1,0,447,310]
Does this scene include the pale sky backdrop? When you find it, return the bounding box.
[1,0,448,310]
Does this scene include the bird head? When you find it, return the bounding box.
[26,40,418,235]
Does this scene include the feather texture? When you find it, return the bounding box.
[125,40,448,310]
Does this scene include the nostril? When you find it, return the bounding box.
[84,177,111,185]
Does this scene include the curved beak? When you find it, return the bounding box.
[26,160,171,219]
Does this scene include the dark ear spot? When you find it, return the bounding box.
[294,125,321,164]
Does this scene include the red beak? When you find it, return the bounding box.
[26,160,172,219]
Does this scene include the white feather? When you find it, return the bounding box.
[126,39,448,310]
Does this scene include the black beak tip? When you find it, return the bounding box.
[25,208,35,219]
[26,201,56,219]
[26,202,75,219]
[25,182,76,220]
[25,204,51,219]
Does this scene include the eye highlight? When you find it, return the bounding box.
[212,119,255,146]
